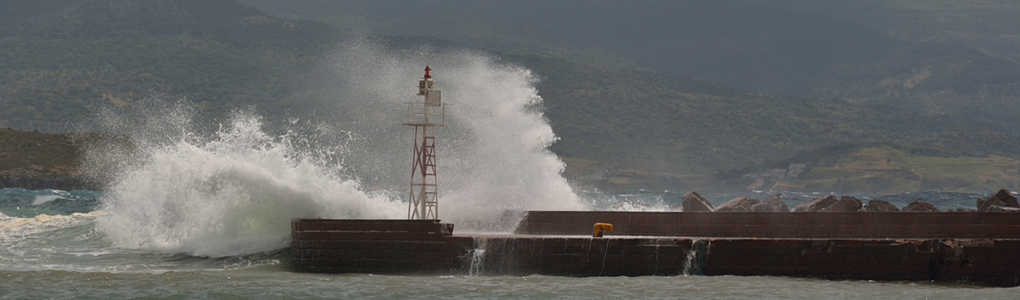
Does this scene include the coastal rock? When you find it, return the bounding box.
[678,191,714,212]
[902,201,939,212]
[820,196,862,212]
[792,194,838,212]
[752,194,789,212]
[747,198,761,206]
[863,199,899,212]
[978,196,1006,212]
[977,197,986,209]
[993,189,1019,208]
[714,197,752,212]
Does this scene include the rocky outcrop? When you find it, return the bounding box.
[978,196,1006,212]
[902,201,939,212]
[792,194,838,212]
[863,199,899,212]
[678,191,714,212]
[977,189,1020,212]
[714,197,752,212]
[993,189,1019,208]
[820,196,862,212]
[747,198,761,206]
[752,194,789,212]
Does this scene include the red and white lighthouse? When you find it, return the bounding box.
[403,66,445,220]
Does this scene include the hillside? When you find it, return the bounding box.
[764,0,1020,63]
[507,53,1020,172]
[0,0,336,131]
[241,0,1020,123]
[5,0,1020,193]
[0,128,89,189]
[758,146,1020,194]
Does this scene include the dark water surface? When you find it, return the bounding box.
[2,188,1015,299]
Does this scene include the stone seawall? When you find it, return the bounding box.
[290,219,471,274]
[291,213,1020,286]
[517,211,1020,238]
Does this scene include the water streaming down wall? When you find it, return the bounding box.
[468,238,487,276]
[683,240,708,276]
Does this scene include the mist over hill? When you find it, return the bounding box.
[4,0,1020,192]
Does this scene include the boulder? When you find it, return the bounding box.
[714,197,752,212]
[978,196,1006,212]
[752,194,789,212]
[977,197,986,209]
[987,205,1020,212]
[747,198,761,206]
[820,196,862,212]
[792,194,838,212]
[678,191,714,212]
[902,201,938,212]
[993,189,1019,208]
[863,199,899,212]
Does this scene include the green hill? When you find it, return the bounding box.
[761,146,1020,194]
[506,53,1020,191]
[5,0,1020,193]
[0,0,335,131]
[240,0,1020,127]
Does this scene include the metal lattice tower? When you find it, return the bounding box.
[404,66,445,220]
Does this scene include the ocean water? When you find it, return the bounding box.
[2,189,1017,299]
[3,44,1017,298]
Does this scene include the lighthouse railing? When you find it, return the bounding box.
[402,102,447,127]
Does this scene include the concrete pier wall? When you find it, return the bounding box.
[291,219,472,274]
[291,215,1020,286]
[472,236,1020,286]
[517,211,1020,238]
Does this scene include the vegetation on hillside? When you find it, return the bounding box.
[5,0,1020,193]
[0,0,336,131]
[773,146,1020,194]
[0,128,90,189]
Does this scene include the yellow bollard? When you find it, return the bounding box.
[593,223,614,238]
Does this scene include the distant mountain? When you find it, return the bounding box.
[761,0,1020,63]
[504,52,1019,176]
[6,0,1020,193]
[241,0,1020,129]
[0,0,335,131]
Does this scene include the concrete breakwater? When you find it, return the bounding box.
[291,212,1020,286]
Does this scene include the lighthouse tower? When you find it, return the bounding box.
[403,66,445,220]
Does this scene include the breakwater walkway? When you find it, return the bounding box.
[291,212,1020,286]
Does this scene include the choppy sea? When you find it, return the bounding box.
[2,188,1017,299]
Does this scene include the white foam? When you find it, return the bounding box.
[0,211,102,242]
[93,115,405,257]
[32,195,63,205]
[87,42,589,257]
[330,43,589,227]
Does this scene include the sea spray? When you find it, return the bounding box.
[88,41,591,256]
[329,43,588,229]
[92,113,404,257]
